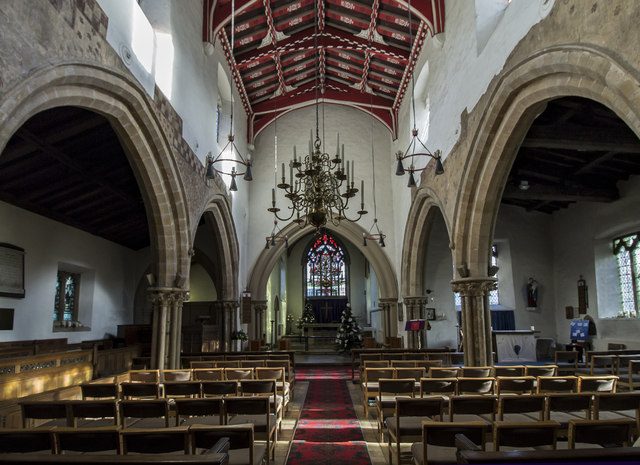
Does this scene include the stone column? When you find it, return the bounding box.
[451,278,497,366]
[403,297,427,349]
[148,288,188,370]
[253,300,267,342]
[222,300,239,352]
[378,298,394,341]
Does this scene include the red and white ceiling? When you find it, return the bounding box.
[203,0,445,143]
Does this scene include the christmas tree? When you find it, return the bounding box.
[335,304,363,352]
[297,301,316,329]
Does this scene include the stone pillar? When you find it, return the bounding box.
[222,300,239,352]
[379,298,398,343]
[403,297,427,349]
[148,288,188,370]
[451,278,497,366]
[253,300,267,342]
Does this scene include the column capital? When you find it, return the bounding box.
[403,296,428,306]
[253,300,268,312]
[147,288,189,304]
[451,277,497,297]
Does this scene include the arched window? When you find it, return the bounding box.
[305,234,347,297]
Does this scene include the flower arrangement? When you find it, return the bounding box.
[230,330,248,341]
[297,302,316,329]
[335,303,363,353]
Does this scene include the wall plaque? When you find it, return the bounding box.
[241,292,252,324]
[0,243,25,298]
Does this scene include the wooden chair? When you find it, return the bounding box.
[224,367,254,382]
[568,418,634,448]
[256,366,289,411]
[495,376,535,395]
[80,382,119,400]
[493,420,560,451]
[202,380,239,397]
[403,353,427,361]
[163,381,201,399]
[555,351,579,375]
[239,379,282,434]
[593,392,640,439]
[359,360,390,383]
[391,360,417,368]
[225,355,247,361]
[414,360,443,371]
[128,369,159,383]
[362,367,395,417]
[493,366,525,377]
[161,369,192,382]
[69,400,119,428]
[120,381,161,399]
[190,361,217,369]
[456,377,495,395]
[193,368,225,381]
[240,360,265,368]
[524,365,557,377]
[419,377,457,412]
[265,360,295,400]
[0,428,54,453]
[428,367,460,378]
[387,397,444,465]
[54,426,121,454]
[578,375,618,393]
[498,394,545,422]
[536,376,578,394]
[449,395,497,427]
[410,421,487,465]
[376,378,415,441]
[174,398,224,426]
[121,426,189,454]
[225,396,277,465]
[620,359,640,391]
[461,367,492,378]
[215,361,240,368]
[545,392,593,438]
[190,424,266,465]
[20,400,70,428]
[394,367,426,393]
[119,399,170,428]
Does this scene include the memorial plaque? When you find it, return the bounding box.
[0,243,25,298]
[241,293,252,324]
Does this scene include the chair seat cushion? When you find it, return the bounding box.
[410,442,458,465]
[387,417,430,439]
[228,445,267,465]
[228,413,277,435]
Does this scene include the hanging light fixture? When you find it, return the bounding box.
[265,98,288,249]
[205,0,252,191]
[265,220,288,250]
[267,0,366,230]
[363,94,386,248]
[395,0,444,188]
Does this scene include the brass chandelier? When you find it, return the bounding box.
[267,0,366,230]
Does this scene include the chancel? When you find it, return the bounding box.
[3,1,640,464]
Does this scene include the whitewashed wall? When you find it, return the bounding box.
[0,201,148,341]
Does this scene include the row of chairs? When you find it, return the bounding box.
[20,395,277,463]
[0,423,262,464]
[364,363,564,378]
[410,418,635,465]
[383,394,640,465]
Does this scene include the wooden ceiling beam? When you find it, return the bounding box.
[502,184,618,203]
[521,125,640,153]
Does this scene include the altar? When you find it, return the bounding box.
[493,330,537,363]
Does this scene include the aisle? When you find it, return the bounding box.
[286,366,372,465]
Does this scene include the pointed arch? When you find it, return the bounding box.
[0,62,191,285]
[247,221,397,302]
[401,188,453,297]
[453,45,640,277]
[199,194,240,301]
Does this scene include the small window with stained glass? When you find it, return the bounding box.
[305,234,347,297]
[54,270,80,323]
[613,232,640,317]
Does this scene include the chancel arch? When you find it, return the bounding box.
[450,45,640,365]
[247,220,398,342]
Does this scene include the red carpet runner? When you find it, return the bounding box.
[286,366,371,465]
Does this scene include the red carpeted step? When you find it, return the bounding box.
[287,366,371,465]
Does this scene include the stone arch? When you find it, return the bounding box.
[191,247,221,299]
[454,45,640,277]
[401,187,453,297]
[0,62,191,285]
[198,194,240,301]
[247,221,398,302]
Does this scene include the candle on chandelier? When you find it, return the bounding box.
[361,180,364,203]
[272,188,275,203]
[289,162,293,184]
[293,146,296,162]
[336,134,340,155]
[351,161,355,184]
[282,162,285,180]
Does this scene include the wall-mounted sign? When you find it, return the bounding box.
[0,243,25,298]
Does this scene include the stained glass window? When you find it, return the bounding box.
[613,233,640,317]
[54,270,80,322]
[454,244,499,306]
[305,234,346,297]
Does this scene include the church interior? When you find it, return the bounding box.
[2,0,640,463]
